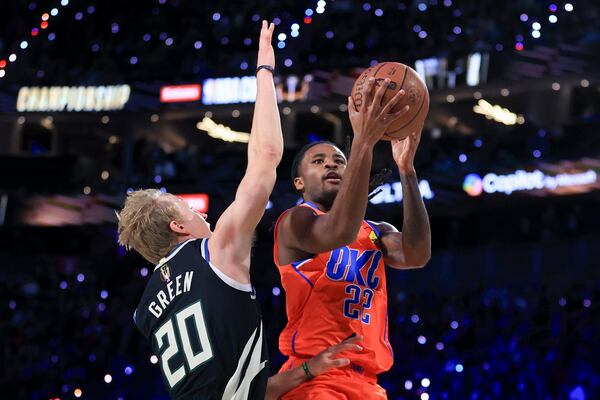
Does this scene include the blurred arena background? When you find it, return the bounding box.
[1,0,599,399]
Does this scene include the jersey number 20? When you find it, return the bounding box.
[154,301,214,388]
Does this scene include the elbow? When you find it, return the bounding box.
[387,247,430,270]
[408,250,431,269]
[396,245,431,269]
[258,144,283,165]
[413,261,429,270]
[420,247,432,266]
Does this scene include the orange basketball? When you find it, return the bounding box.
[351,62,429,140]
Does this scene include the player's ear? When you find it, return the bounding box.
[293,176,304,192]
[169,220,186,234]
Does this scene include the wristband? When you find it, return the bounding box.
[301,361,314,380]
[256,65,275,74]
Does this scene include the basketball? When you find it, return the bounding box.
[351,62,430,140]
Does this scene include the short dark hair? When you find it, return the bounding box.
[290,141,339,183]
[290,139,392,199]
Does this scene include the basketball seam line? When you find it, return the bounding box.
[388,85,427,134]
[373,62,388,76]
[384,66,409,137]
[388,65,410,115]
[373,62,388,107]
[399,65,409,91]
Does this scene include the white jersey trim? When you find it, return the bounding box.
[154,239,196,271]
[201,238,253,293]
[152,238,252,292]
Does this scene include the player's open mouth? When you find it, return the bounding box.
[323,171,342,184]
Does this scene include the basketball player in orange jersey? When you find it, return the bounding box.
[273,77,432,399]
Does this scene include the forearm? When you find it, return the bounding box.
[399,171,431,265]
[327,139,374,240]
[265,365,308,400]
[248,70,284,165]
[233,168,276,232]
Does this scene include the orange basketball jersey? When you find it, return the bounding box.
[274,202,394,375]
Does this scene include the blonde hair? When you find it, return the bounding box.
[117,189,182,264]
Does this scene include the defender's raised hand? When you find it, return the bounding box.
[258,20,275,69]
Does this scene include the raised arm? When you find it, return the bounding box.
[210,21,283,271]
[279,80,410,256]
[377,127,431,269]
